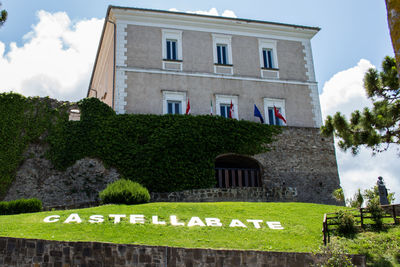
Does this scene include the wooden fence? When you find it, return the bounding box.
[322,204,400,245]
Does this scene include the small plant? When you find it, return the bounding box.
[0,198,42,215]
[366,197,385,230]
[313,242,355,267]
[99,179,150,205]
[333,210,356,237]
[332,188,344,203]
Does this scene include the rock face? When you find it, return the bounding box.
[4,144,119,209]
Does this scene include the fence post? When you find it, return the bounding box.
[360,208,364,229]
[322,214,327,245]
[393,205,398,225]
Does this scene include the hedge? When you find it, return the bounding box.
[0,198,42,215]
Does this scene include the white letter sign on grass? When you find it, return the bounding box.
[43,214,284,230]
[229,219,247,228]
[205,218,222,227]
[109,214,126,224]
[152,216,166,225]
[89,215,104,223]
[170,215,185,226]
[266,221,284,229]
[64,213,82,224]
[43,215,60,223]
[187,217,206,227]
[130,215,145,224]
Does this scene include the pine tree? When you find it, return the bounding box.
[321,56,400,154]
[0,2,7,27]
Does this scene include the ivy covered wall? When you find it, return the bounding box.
[1,93,280,195]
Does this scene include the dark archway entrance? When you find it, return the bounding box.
[215,154,262,188]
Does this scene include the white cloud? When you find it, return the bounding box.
[320,59,400,203]
[0,10,103,101]
[320,59,374,118]
[169,7,237,18]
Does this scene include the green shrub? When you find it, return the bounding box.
[334,210,357,237]
[313,243,355,267]
[100,179,150,205]
[0,198,42,215]
[366,197,385,229]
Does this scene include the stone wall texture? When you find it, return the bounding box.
[0,237,366,267]
[152,127,342,205]
[3,126,341,207]
[3,144,119,209]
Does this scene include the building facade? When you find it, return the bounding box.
[88,6,322,128]
[88,6,341,204]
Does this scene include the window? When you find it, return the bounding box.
[220,104,230,118]
[264,98,286,125]
[217,44,228,65]
[167,100,181,114]
[212,34,233,75]
[259,39,279,78]
[267,107,282,125]
[162,91,187,115]
[166,39,177,60]
[262,49,274,69]
[162,30,182,71]
[215,94,238,119]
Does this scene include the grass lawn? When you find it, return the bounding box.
[0,202,344,252]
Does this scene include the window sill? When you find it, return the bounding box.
[214,63,233,67]
[261,67,279,71]
[163,59,183,62]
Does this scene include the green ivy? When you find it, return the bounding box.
[47,98,280,192]
[0,92,69,198]
[1,94,280,196]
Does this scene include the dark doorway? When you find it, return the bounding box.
[215,154,262,188]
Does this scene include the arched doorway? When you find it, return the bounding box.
[215,154,262,188]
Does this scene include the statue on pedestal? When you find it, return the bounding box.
[377,176,389,205]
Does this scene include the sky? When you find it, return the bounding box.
[0,0,398,203]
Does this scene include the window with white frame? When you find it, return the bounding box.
[258,39,278,69]
[263,98,286,125]
[215,95,238,119]
[212,34,232,65]
[166,39,178,60]
[162,29,182,61]
[162,91,187,115]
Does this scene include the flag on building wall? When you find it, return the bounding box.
[229,100,234,118]
[186,98,191,115]
[274,106,286,124]
[254,104,264,123]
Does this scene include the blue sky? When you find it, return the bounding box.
[0,0,398,202]
[1,0,393,88]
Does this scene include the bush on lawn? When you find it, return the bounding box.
[0,198,42,215]
[100,179,150,205]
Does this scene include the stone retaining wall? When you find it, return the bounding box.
[151,187,297,203]
[0,237,365,267]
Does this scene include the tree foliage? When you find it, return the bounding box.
[321,56,400,154]
[0,2,7,27]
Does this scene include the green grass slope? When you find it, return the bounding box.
[0,202,343,252]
